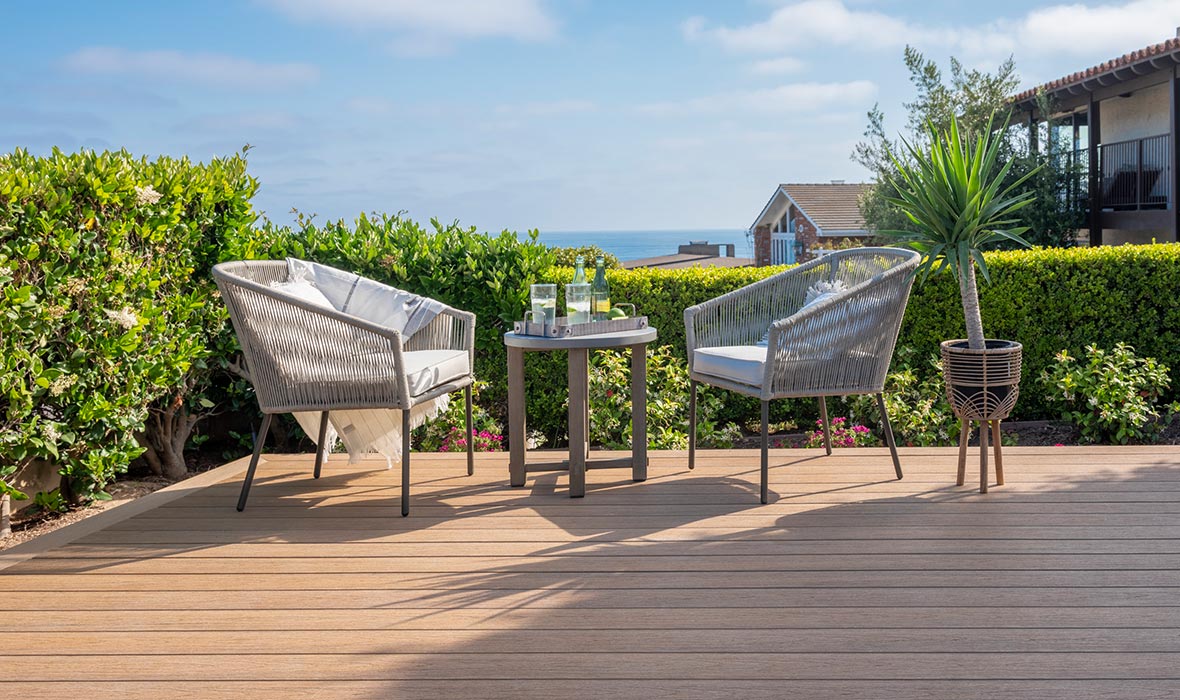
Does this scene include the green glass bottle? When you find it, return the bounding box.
[590,255,610,321]
[572,255,587,285]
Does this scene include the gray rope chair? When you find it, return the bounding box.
[212,260,476,516]
[684,247,920,503]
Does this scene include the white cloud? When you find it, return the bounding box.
[748,56,806,75]
[640,80,877,115]
[62,47,319,90]
[262,0,558,51]
[684,0,1180,64]
[683,1,919,53]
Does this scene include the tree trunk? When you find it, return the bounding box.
[959,263,987,350]
[1,494,11,539]
[139,397,200,481]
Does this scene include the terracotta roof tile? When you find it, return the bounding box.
[780,183,870,232]
[1012,36,1180,104]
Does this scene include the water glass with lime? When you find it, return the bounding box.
[529,284,557,324]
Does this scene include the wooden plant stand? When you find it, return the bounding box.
[956,418,1004,494]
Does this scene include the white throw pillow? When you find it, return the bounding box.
[803,279,848,308]
[271,279,334,309]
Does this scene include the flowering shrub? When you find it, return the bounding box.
[439,428,503,453]
[415,381,503,452]
[802,417,880,448]
[1040,343,1173,444]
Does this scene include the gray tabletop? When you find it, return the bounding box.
[503,326,658,350]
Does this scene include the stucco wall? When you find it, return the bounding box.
[1101,82,1169,144]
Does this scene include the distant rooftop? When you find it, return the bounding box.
[779,183,870,232]
[622,253,754,270]
[1011,32,1180,107]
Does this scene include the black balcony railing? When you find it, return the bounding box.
[1099,134,1171,211]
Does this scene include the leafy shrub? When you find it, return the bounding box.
[845,351,959,446]
[588,345,741,450]
[551,245,621,269]
[1040,343,1172,444]
[0,148,258,501]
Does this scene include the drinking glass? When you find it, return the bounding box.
[565,283,591,324]
[530,284,557,324]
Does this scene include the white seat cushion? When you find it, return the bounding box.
[693,345,768,386]
[401,349,470,396]
[403,347,467,391]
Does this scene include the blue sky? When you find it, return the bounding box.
[3,0,1179,231]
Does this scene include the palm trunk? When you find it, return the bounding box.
[959,263,987,350]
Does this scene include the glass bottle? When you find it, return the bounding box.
[572,255,587,285]
[590,255,611,321]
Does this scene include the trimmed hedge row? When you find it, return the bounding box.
[536,244,1180,431]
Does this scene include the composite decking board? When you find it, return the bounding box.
[67,526,1180,544]
[16,553,1180,574]
[7,628,1180,655]
[2,681,1179,700]
[14,607,1180,632]
[5,570,1180,592]
[6,652,1180,680]
[4,448,1180,697]
[44,539,1180,557]
[5,587,1180,609]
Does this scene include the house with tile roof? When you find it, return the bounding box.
[1011,30,1180,245]
[749,182,871,266]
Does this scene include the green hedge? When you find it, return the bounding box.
[0,148,257,500]
[515,244,1180,437]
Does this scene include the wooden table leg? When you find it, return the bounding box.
[631,344,648,482]
[568,348,589,498]
[992,420,1005,486]
[979,420,989,494]
[508,346,527,487]
[956,418,969,486]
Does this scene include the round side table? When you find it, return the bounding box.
[503,327,658,497]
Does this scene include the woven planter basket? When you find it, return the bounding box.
[940,339,1023,421]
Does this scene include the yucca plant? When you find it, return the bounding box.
[883,114,1038,350]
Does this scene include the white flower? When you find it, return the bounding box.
[49,374,76,397]
[43,423,61,444]
[105,307,139,329]
[134,185,162,205]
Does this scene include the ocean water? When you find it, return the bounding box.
[531,229,751,262]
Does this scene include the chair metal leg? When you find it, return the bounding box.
[402,409,412,517]
[875,393,902,480]
[313,411,329,479]
[992,420,1005,486]
[819,396,832,455]
[237,414,273,512]
[979,421,989,494]
[760,400,770,505]
[957,418,969,486]
[688,380,697,470]
[465,384,474,477]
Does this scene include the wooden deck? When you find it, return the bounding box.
[3,446,1180,699]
